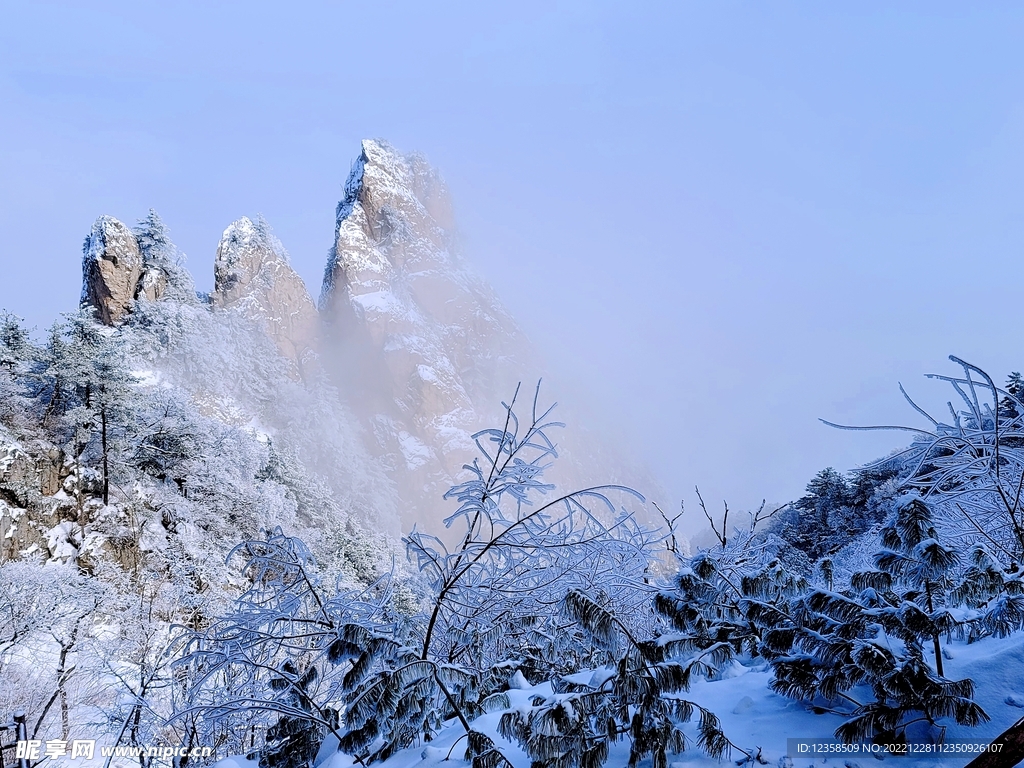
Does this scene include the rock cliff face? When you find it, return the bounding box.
[81,216,143,325]
[320,140,532,524]
[213,217,319,369]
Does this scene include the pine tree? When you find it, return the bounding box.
[0,312,33,426]
[797,468,851,526]
[500,588,731,768]
[872,495,960,676]
[260,663,337,768]
[133,210,196,304]
[783,467,861,559]
[33,312,140,509]
[999,372,1024,421]
[66,312,138,506]
[768,495,988,745]
[951,546,1024,640]
[0,312,31,370]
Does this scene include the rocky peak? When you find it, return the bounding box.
[81,216,143,326]
[322,139,525,371]
[321,140,456,310]
[214,216,319,369]
[320,140,530,527]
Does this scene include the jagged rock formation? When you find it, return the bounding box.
[320,140,532,523]
[67,141,655,539]
[213,216,319,368]
[81,216,143,325]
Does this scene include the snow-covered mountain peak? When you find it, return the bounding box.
[213,215,318,370]
[319,140,531,527]
[322,139,456,308]
[71,142,654,538]
[81,211,197,325]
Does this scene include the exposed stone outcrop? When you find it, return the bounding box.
[66,143,656,539]
[213,216,319,369]
[81,216,143,326]
[320,140,531,526]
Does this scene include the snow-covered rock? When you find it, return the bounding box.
[65,139,655,544]
[81,215,143,326]
[213,216,319,371]
[320,139,532,528]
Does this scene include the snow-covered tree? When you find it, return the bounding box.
[950,545,1024,640]
[768,494,987,745]
[869,494,960,676]
[30,311,140,510]
[0,560,107,741]
[133,210,197,304]
[823,356,1024,559]
[0,312,34,431]
[499,587,732,768]
[172,385,656,767]
[776,464,897,561]
[88,563,197,767]
[169,528,398,763]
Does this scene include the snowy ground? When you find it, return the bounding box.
[209,632,1024,768]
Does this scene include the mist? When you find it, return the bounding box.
[3,3,1024,539]
[8,6,1024,765]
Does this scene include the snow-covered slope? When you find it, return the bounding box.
[286,632,1024,768]
[70,140,662,539]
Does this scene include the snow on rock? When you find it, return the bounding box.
[45,521,81,563]
[81,215,144,326]
[130,368,163,387]
[213,216,319,372]
[398,430,433,471]
[731,695,755,714]
[320,139,532,531]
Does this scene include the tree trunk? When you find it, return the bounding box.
[60,685,70,740]
[965,716,1024,768]
[101,400,109,505]
[925,581,944,677]
[57,633,74,739]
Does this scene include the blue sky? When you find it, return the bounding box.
[2,2,1023,532]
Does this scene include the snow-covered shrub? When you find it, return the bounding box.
[173,385,655,767]
[493,499,806,768]
[0,559,108,741]
[499,588,731,768]
[652,497,808,670]
[769,495,988,744]
[170,529,394,762]
[646,489,1001,748]
[950,545,1024,640]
